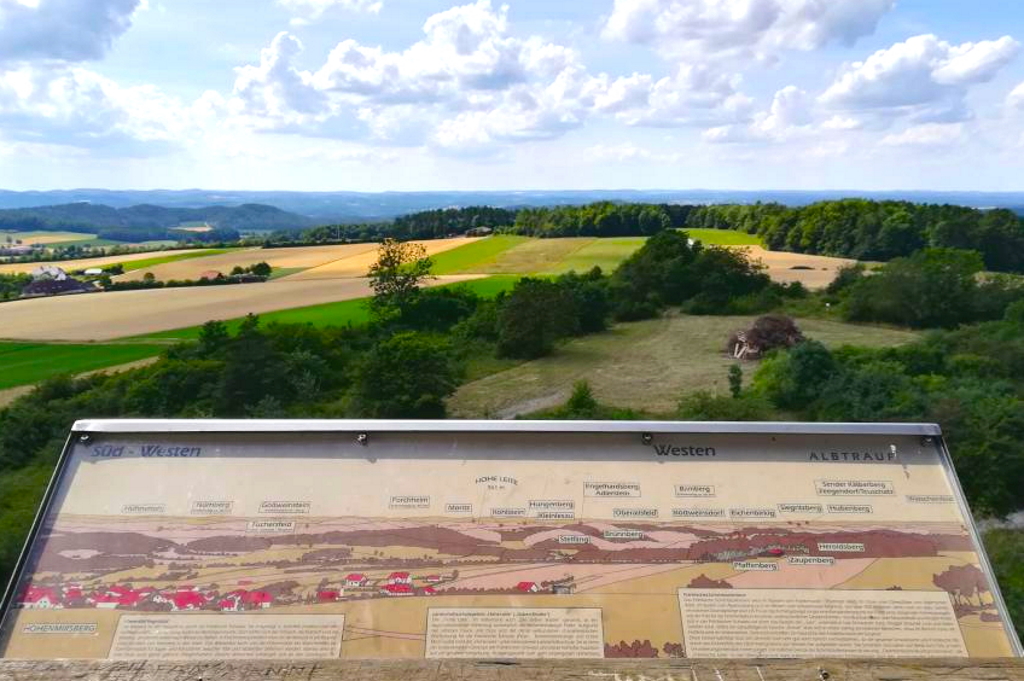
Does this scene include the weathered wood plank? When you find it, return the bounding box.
[0,659,1022,681]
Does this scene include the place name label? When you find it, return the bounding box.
[906,494,955,504]
[674,484,715,498]
[558,535,591,545]
[732,561,779,572]
[613,508,658,519]
[778,503,824,514]
[603,529,645,540]
[23,623,98,635]
[815,480,894,496]
[827,504,873,514]
[585,482,641,497]
[259,501,311,514]
[491,507,527,518]
[788,556,836,566]
[529,500,575,511]
[808,451,896,462]
[247,520,296,534]
[673,508,726,519]
[729,507,777,520]
[190,500,234,515]
[817,542,865,553]
[121,504,165,515]
[390,496,430,509]
[445,503,473,514]
[537,511,575,520]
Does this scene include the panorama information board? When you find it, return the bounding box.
[0,420,1020,660]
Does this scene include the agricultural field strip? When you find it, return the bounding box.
[0,343,164,390]
[0,249,215,275]
[0,275,486,342]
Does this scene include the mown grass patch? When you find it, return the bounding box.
[448,311,919,418]
[541,237,647,274]
[129,275,522,341]
[0,342,164,390]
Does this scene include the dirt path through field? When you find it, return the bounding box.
[0,275,484,341]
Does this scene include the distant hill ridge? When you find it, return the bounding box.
[0,202,316,241]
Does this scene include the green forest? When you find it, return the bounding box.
[292,199,1024,275]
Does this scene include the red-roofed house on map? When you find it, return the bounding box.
[245,591,273,609]
[345,574,368,587]
[171,591,205,611]
[387,572,411,585]
[21,587,59,609]
[380,584,413,597]
[516,581,540,593]
[317,590,341,602]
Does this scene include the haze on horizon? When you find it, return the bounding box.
[2,0,1024,193]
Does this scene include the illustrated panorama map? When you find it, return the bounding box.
[0,422,1019,660]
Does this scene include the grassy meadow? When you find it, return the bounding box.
[448,311,920,418]
[0,342,164,391]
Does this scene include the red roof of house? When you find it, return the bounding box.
[423,586,437,595]
[245,591,273,605]
[516,581,537,591]
[388,572,410,579]
[383,584,413,594]
[317,590,340,601]
[22,586,58,604]
[172,592,205,609]
[218,599,236,609]
[346,573,365,581]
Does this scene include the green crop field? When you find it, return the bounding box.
[430,236,530,274]
[131,275,521,341]
[432,232,760,278]
[116,248,235,273]
[683,228,764,246]
[541,237,647,274]
[0,342,164,390]
[449,312,919,418]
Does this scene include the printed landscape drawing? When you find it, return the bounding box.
[0,434,1017,659]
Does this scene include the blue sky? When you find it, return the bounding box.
[2,0,1024,191]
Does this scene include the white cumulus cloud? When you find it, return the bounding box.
[820,34,1019,118]
[0,0,141,63]
[602,0,895,62]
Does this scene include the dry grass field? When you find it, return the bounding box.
[1,230,97,246]
[116,238,477,282]
[448,311,919,418]
[741,246,857,288]
[0,249,208,275]
[284,237,480,281]
[115,243,379,281]
[0,275,483,341]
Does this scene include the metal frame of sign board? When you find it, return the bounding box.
[1,419,1020,657]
